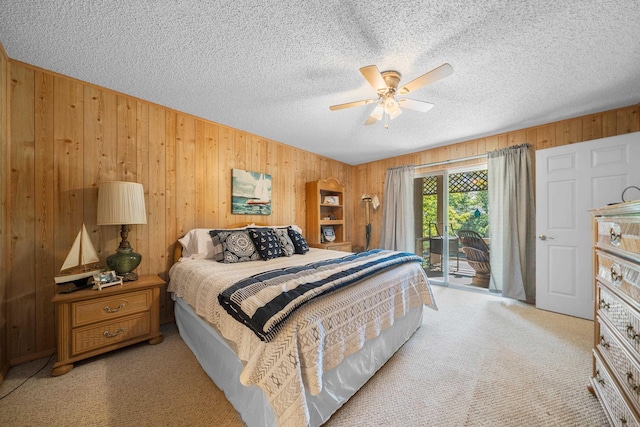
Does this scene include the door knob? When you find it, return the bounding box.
[538,235,554,240]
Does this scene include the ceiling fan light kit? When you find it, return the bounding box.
[329,63,453,129]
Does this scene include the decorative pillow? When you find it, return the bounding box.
[209,233,225,262]
[248,228,283,260]
[272,224,303,234]
[287,227,309,254]
[272,228,295,256]
[209,229,261,263]
[178,229,218,259]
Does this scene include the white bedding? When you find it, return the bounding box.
[168,248,436,426]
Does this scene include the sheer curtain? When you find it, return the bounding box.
[379,165,415,251]
[488,144,536,302]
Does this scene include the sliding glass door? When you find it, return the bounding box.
[415,165,489,288]
[415,170,451,286]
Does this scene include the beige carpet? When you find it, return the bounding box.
[0,286,609,426]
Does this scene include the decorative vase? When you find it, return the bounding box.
[106,247,142,281]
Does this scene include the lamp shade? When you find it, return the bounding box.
[97,181,147,225]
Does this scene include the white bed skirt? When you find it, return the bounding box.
[174,296,424,427]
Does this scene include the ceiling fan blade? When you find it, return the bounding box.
[364,116,378,126]
[329,98,378,111]
[399,63,453,95]
[365,103,384,125]
[398,98,435,113]
[360,65,388,92]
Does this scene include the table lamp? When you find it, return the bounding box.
[97,181,147,281]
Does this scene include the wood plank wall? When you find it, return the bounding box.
[350,105,640,253]
[0,42,9,380]
[6,60,351,364]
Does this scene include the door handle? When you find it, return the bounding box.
[538,235,554,240]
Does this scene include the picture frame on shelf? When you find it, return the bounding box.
[322,226,336,242]
[323,195,339,205]
[92,270,123,290]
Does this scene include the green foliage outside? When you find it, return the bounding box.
[422,190,489,238]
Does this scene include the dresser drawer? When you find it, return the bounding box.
[71,312,151,356]
[592,350,640,426]
[72,290,152,327]
[599,318,640,409]
[598,285,640,355]
[597,250,640,304]
[597,216,640,261]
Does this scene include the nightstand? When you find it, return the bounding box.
[51,274,165,376]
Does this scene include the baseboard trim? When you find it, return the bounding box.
[9,348,54,368]
[0,360,9,384]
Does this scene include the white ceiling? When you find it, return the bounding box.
[1,1,639,165]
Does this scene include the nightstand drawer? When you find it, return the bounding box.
[72,312,151,355]
[72,290,152,327]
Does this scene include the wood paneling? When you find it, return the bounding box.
[4,60,350,363]
[0,42,9,379]
[146,105,169,318]
[175,114,197,236]
[10,63,36,359]
[34,71,55,354]
[53,76,85,271]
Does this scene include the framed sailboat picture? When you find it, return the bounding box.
[232,169,272,215]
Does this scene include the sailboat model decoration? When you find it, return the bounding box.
[54,224,103,284]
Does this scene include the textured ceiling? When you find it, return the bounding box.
[1,1,639,165]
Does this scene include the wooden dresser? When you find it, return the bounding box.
[51,274,165,376]
[590,200,640,425]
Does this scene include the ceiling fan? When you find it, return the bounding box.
[329,63,453,129]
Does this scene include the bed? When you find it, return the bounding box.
[167,225,437,427]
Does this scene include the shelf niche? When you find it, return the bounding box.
[305,177,351,252]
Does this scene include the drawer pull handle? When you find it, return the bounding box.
[104,303,126,313]
[627,325,640,341]
[610,223,621,246]
[611,264,623,285]
[627,372,640,393]
[103,327,125,338]
[595,370,605,386]
[599,299,610,311]
[599,335,610,349]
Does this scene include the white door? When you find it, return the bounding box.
[536,132,640,319]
